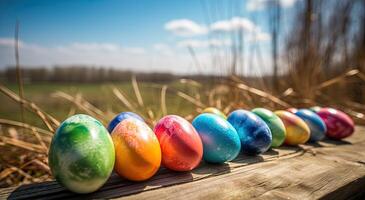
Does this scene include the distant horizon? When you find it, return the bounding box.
[0,64,287,77]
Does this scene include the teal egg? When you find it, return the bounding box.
[252,108,286,147]
[192,113,241,163]
[48,114,115,194]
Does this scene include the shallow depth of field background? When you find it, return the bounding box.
[0,0,365,188]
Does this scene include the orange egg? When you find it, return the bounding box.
[111,118,161,181]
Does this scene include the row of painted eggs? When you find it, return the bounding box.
[48,107,354,193]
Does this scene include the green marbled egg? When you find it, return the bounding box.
[252,108,286,147]
[48,114,115,194]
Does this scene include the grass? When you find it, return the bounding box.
[0,81,202,127]
[1,71,365,188]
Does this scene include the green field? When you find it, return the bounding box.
[0,81,202,128]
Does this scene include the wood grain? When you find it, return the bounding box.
[1,126,365,200]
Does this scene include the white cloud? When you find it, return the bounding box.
[247,0,298,11]
[210,17,256,33]
[250,32,271,42]
[177,39,232,48]
[164,19,208,37]
[164,17,271,45]
[0,38,24,47]
[209,17,271,43]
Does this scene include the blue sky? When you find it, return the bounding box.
[0,0,298,75]
[0,0,206,46]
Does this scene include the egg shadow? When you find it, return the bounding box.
[7,172,150,200]
[8,170,189,200]
[192,161,231,176]
[320,137,352,146]
[264,148,279,156]
[231,153,264,164]
[305,141,325,148]
[146,167,194,187]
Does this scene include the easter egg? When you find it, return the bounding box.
[287,108,298,113]
[252,108,286,147]
[227,110,272,154]
[202,107,227,119]
[111,118,161,181]
[274,111,310,145]
[192,113,241,163]
[154,115,203,171]
[317,108,354,139]
[292,109,327,142]
[107,112,144,133]
[48,114,115,194]
[309,106,322,113]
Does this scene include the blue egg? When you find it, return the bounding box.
[227,110,272,155]
[192,113,241,163]
[293,109,327,142]
[107,112,144,133]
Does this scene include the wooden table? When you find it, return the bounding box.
[1,126,365,200]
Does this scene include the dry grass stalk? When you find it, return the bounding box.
[235,83,291,108]
[67,93,81,117]
[14,20,25,134]
[281,88,295,97]
[161,85,168,116]
[52,91,107,122]
[6,123,48,151]
[179,79,202,87]
[111,86,135,111]
[1,136,47,154]
[132,76,144,107]
[147,109,155,125]
[19,159,50,173]
[316,69,359,90]
[0,167,17,181]
[0,84,59,131]
[0,118,53,136]
[177,91,206,108]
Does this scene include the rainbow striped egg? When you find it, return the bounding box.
[275,111,310,145]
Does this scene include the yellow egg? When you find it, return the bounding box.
[202,107,227,119]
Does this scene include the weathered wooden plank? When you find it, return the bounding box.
[1,126,365,200]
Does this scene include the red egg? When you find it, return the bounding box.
[317,108,354,139]
[154,115,203,171]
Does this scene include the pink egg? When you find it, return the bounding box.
[317,108,354,139]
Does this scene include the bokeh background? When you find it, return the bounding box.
[0,0,364,188]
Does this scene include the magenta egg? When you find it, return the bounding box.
[317,108,354,139]
[154,115,203,171]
